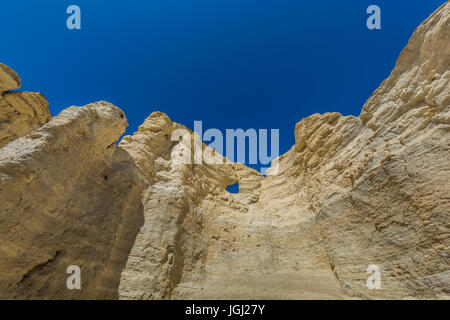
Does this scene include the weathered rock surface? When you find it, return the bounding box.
[0,102,145,299]
[118,2,449,300]
[0,63,52,149]
[0,2,448,300]
[0,64,21,92]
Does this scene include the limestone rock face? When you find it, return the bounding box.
[0,102,145,299]
[0,63,52,148]
[117,3,449,300]
[0,64,21,92]
[0,2,448,300]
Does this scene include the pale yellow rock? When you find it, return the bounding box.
[0,2,448,300]
[0,65,52,148]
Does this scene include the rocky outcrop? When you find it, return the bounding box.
[0,2,448,300]
[0,102,145,299]
[0,64,21,92]
[0,63,52,149]
[117,2,449,300]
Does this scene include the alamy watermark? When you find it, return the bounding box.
[66,265,81,290]
[366,5,381,30]
[66,5,381,31]
[66,5,81,30]
[366,264,381,289]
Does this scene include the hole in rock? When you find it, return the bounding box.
[226,183,239,194]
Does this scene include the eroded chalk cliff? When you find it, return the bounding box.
[0,2,448,300]
[0,63,51,149]
[0,102,145,299]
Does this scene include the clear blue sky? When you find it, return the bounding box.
[0,0,445,171]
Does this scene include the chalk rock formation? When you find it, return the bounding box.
[0,63,52,148]
[0,64,21,92]
[117,2,449,300]
[0,102,145,299]
[0,2,448,300]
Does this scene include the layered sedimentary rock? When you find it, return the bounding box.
[0,63,52,149]
[0,102,145,299]
[0,2,448,300]
[118,3,449,300]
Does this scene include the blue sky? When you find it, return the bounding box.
[0,0,445,171]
